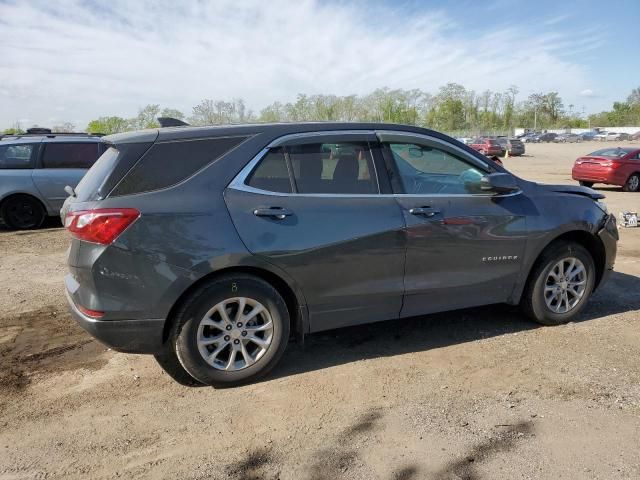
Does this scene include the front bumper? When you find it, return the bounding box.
[597,214,618,287]
[65,280,165,354]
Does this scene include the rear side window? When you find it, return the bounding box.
[0,144,35,169]
[289,142,377,194]
[247,148,292,193]
[41,143,101,168]
[112,136,247,196]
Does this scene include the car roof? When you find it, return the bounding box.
[0,134,102,145]
[104,122,462,144]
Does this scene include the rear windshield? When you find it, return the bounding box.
[74,142,152,201]
[588,148,633,158]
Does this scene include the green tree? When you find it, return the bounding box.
[86,116,130,135]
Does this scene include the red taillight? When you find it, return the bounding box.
[78,305,105,318]
[65,208,140,245]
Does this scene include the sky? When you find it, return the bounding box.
[0,0,638,129]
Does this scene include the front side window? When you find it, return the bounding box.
[0,144,35,169]
[246,141,378,194]
[387,142,485,195]
[41,143,101,169]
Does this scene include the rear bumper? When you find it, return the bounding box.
[65,279,165,354]
[571,166,619,185]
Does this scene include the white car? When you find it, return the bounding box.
[595,132,621,141]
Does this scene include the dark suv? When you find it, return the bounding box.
[62,123,618,387]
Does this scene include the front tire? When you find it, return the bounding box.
[579,181,594,188]
[171,274,290,387]
[521,242,596,326]
[623,173,640,192]
[1,194,45,229]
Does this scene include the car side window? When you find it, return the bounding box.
[288,142,377,194]
[41,143,101,169]
[247,142,378,194]
[0,144,35,169]
[246,148,292,193]
[386,142,485,195]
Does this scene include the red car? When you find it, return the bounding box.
[572,147,640,192]
[469,138,504,156]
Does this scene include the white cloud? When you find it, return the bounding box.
[580,89,596,97]
[0,0,602,128]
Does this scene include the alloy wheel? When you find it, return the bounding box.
[544,257,587,313]
[196,297,274,371]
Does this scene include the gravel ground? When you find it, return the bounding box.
[1,141,639,479]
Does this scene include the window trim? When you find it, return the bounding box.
[232,132,383,197]
[228,130,514,198]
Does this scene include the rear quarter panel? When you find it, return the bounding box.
[0,171,42,208]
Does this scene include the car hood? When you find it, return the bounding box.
[537,183,605,200]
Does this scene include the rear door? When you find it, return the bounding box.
[225,131,406,332]
[378,131,528,318]
[32,141,102,212]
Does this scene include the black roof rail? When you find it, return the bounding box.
[158,117,190,127]
[0,132,105,140]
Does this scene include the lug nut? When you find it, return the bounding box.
[237,322,243,328]
[224,335,230,341]
[234,339,240,345]
[226,325,232,331]
[241,331,247,337]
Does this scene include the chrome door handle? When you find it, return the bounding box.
[409,207,440,217]
[253,207,293,220]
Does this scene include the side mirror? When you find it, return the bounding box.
[480,173,519,194]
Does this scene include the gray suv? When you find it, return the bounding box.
[62,122,618,387]
[0,131,104,229]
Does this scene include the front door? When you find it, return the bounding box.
[225,132,406,332]
[378,132,528,318]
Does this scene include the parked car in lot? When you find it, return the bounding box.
[630,131,640,141]
[579,131,599,141]
[554,133,582,143]
[595,131,621,141]
[522,132,558,143]
[495,137,525,156]
[572,147,640,192]
[468,137,504,156]
[62,122,618,387]
[0,130,104,229]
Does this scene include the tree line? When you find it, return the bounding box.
[4,84,640,136]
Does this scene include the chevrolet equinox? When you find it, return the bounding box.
[61,122,618,387]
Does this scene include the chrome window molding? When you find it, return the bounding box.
[227,130,519,199]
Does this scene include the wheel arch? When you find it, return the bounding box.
[162,265,307,345]
[516,229,607,304]
[0,192,48,226]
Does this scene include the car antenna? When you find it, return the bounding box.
[157,117,190,127]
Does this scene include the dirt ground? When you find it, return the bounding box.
[1,141,639,480]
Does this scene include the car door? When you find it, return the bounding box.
[377,131,528,318]
[225,131,406,332]
[32,141,102,212]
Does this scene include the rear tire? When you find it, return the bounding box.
[521,242,595,326]
[1,194,45,230]
[623,173,640,192]
[171,274,290,387]
[579,181,594,188]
